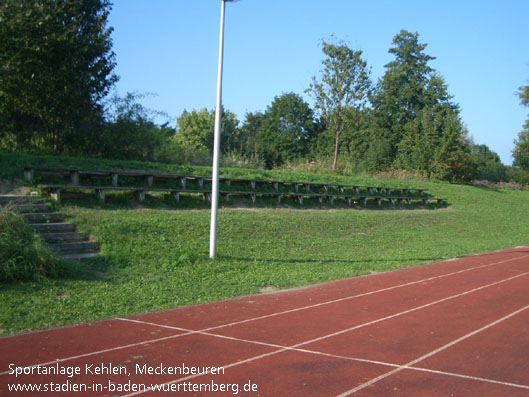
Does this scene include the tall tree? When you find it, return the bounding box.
[0,0,118,152]
[512,78,529,170]
[371,30,436,160]
[257,92,317,168]
[307,39,372,171]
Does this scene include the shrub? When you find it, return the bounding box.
[0,205,60,282]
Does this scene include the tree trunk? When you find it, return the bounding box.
[332,128,340,171]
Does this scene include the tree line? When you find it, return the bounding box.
[1,0,528,184]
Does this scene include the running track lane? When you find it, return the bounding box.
[1,246,529,396]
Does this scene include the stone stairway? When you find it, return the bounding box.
[0,195,99,260]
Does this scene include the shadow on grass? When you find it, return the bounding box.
[220,247,529,267]
[217,255,451,266]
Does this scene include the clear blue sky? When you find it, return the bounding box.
[108,0,529,165]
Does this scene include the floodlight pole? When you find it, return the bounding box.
[210,0,235,258]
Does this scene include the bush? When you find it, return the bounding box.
[0,206,60,282]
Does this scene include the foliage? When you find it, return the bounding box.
[0,205,59,282]
[369,30,473,181]
[93,92,175,161]
[307,39,372,171]
[173,107,239,154]
[255,92,319,168]
[0,0,117,153]
[512,79,529,170]
[471,144,506,182]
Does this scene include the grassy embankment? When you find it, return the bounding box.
[1,152,528,335]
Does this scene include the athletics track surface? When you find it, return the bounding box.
[1,246,529,396]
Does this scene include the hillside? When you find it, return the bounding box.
[1,152,529,335]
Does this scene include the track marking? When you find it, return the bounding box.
[1,252,527,379]
[118,270,529,396]
[196,253,529,334]
[336,303,529,396]
[0,332,191,376]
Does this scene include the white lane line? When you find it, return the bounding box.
[2,253,527,378]
[184,253,529,334]
[0,333,191,376]
[119,271,529,396]
[336,303,529,396]
[115,319,529,392]
[118,268,529,351]
[292,348,529,391]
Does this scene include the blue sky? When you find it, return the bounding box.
[108,0,529,165]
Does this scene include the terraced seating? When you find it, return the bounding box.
[22,166,429,195]
[23,166,446,208]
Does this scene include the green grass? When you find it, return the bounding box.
[1,152,529,335]
[0,206,62,282]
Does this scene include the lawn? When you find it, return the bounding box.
[1,153,529,335]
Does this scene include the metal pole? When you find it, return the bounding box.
[209,0,226,258]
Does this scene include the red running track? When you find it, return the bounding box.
[2,246,529,396]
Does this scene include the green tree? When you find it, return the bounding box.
[257,92,317,168]
[95,92,173,161]
[0,0,118,152]
[370,30,473,181]
[307,39,372,171]
[173,107,238,154]
[471,144,506,181]
[512,79,529,170]
[371,30,436,160]
[236,111,264,159]
[431,113,475,183]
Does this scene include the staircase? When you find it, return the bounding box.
[0,195,99,260]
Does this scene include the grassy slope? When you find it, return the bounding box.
[1,152,529,335]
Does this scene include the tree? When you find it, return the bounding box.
[512,79,529,170]
[307,39,372,171]
[257,92,317,168]
[95,92,173,161]
[371,30,437,160]
[0,0,118,152]
[173,107,238,154]
[431,112,475,183]
[471,144,506,182]
[236,111,264,159]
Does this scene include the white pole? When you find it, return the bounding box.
[209,0,227,258]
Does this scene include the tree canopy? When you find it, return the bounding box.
[307,39,372,171]
[0,0,117,152]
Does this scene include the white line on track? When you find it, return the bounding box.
[336,303,529,396]
[118,268,529,395]
[1,251,528,381]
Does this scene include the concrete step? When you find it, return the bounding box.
[22,212,64,223]
[58,252,100,260]
[49,241,99,254]
[41,232,89,243]
[30,223,76,233]
[0,195,43,204]
[8,203,50,213]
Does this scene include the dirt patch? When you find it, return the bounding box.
[258,286,280,294]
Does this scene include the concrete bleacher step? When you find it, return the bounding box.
[41,232,89,243]
[29,222,76,233]
[49,241,99,254]
[21,212,64,223]
[0,195,44,205]
[9,203,50,212]
[2,195,100,260]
